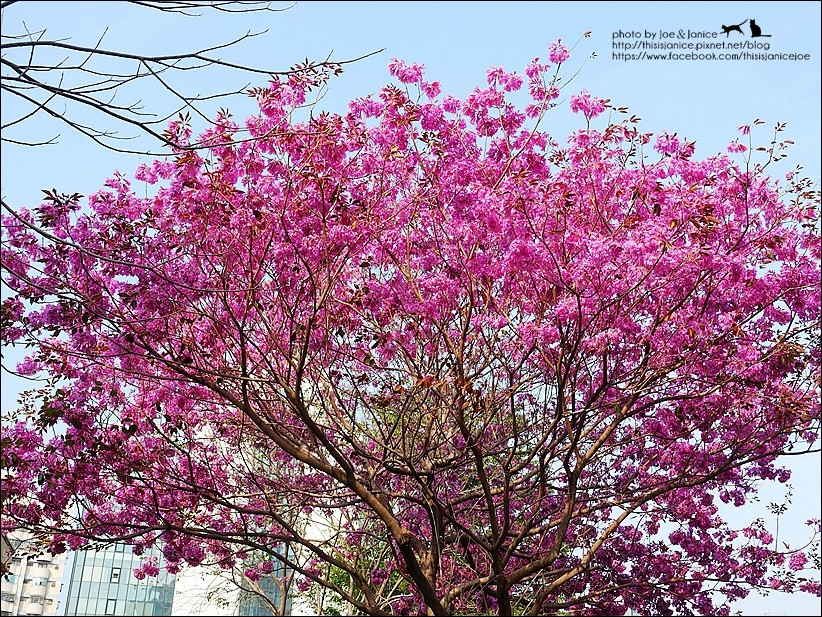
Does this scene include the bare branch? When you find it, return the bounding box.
[127,1,294,16]
[1,1,382,155]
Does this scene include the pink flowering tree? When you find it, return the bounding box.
[2,41,820,616]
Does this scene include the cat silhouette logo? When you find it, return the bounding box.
[719,18,773,38]
[749,19,772,37]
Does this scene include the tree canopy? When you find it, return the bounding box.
[2,41,820,616]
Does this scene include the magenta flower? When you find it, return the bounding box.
[569,89,607,119]
[789,552,808,570]
[548,39,570,64]
[387,58,424,84]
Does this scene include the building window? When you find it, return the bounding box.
[45,599,54,605]
[1,594,14,602]
[105,598,117,615]
[30,597,44,605]
[31,577,48,586]
[110,567,121,583]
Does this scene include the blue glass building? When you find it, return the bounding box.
[60,545,174,616]
[57,543,293,615]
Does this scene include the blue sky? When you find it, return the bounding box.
[1,2,820,615]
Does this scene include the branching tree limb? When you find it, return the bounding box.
[1,1,381,154]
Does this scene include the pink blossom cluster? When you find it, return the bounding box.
[569,89,608,119]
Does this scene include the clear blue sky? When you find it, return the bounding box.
[1,2,820,615]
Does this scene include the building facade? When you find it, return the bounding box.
[238,571,290,617]
[0,537,66,617]
[59,545,175,616]
[2,538,290,617]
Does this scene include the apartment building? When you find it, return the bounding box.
[0,540,65,616]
